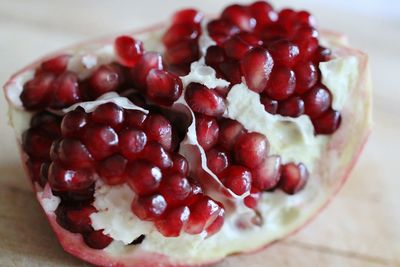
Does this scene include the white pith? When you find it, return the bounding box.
[4,19,371,266]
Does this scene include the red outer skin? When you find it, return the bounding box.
[3,24,371,267]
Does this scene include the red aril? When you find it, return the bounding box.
[114,36,144,67]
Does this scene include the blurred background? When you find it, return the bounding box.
[0,1,399,266]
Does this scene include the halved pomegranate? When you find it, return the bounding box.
[3,2,371,266]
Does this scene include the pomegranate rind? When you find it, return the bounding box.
[3,24,371,267]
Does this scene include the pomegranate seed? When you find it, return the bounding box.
[156,206,190,237]
[265,66,296,100]
[144,114,172,151]
[234,132,269,169]
[235,32,262,46]
[294,26,318,40]
[114,36,144,67]
[164,40,199,66]
[249,1,277,30]
[97,154,127,185]
[295,37,318,59]
[41,54,70,74]
[244,189,261,209]
[126,161,162,196]
[48,161,94,192]
[241,47,274,93]
[131,52,163,89]
[260,94,278,114]
[61,108,88,138]
[303,85,331,118]
[26,160,43,185]
[314,46,332,62]
[221,4,256,31]
[146,69,182,105]
[83,125,119,160]
[59,185,95,204]
[31,112,61,137]
[279,163,309,194]
[294,61,319,94]
[297,11,316,27]
[205,46,226,68]
[49,71,80,108]
[89,64,122,97]
[140,142,173,169]
[205,209,224,236]
[160,173,191,206]
[186,182,203,206]
[119,129,147,160]
[91,103,124,127]
[219,59,242,84]
[22,128,53,160]
[185,197,222,234]
[278,96,305,117]
[195,114,219,151]
[220,166,252,195]
[206,148,230,174]
[171,154,189,176]
[218,119,244,151]
[57,139,93,168]
[278,9,297,32]
[64,205,96,233]
[20,73,55,110]
[83,230,113,249]
[162,24,199,48]
[172,9,204,25]
[312,109,341,135]
[260,24,288,42]
[185,83,226,117]
[131,194,167,221]
[223,35,254,60]
[207,19,240,44]
[252,156,281,191]
[124,110,147,128]
[268,40,300,67]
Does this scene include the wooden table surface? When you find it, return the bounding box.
[0,1,399,266]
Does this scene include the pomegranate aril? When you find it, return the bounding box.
[295,37,318,58]
[162,24,199,48]
[260,94,279,114]
[205,46,226,68]
[234,132,269,169]
[279,163,309,194]
[172,9,204,25]
[268,40,300,67]
[131,52,163,89]
[41,54,70,74]
[131,194,167,221]
[186,182,203,206]
[297,11,316,27]
[241,47,274,93]
[49,71,80,108]
[114,36,144,67]
[119,129,147,159]
[31,112,61,137]
[185,83,226,117]
[303,85,331,118]
[205,209,224,236]
[20,73,55,110]
[244,189,261,209]
[64,205,96,233]
[126,160,162,196]
[207,19,240,44]
[278,9,297,32]
[313,109,341,135]
[220,166,252,196]
[218,119,245,151]
[83,125,119,160]
[159,173,191,206]
[278,96,305,117]
[249,1,277,30]
[83,230,113,249]
[265,66,296,100]
[144,114,172,151]
[48,161,94,192]
[171,154,189,176]
[61,108,88,138]
[195,114,219,151]
[206,148,230,174]
[223,36,254,60]
[57,139,93,168]
[146,69,182,105]
[22,128,53,160]
[294,61,319,94]
[185,197,222,235]
[124,110,147,128]
[97,154,127,185]
[91,102,124,127]
[294,26,318,40]
[261,25,288,42]
[219,59,242,84]
[155,206,190,237]
[27,160,43,185]
[235,32,262,46]
[141,142,173,169]
[89,64,122,97]
[221,4,255,32]
[252,156,281,191]
[164,40,199,65]
[314,46,332,62]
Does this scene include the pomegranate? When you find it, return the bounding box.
[3,2,371,267]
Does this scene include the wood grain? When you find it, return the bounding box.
[0,1,399,266]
